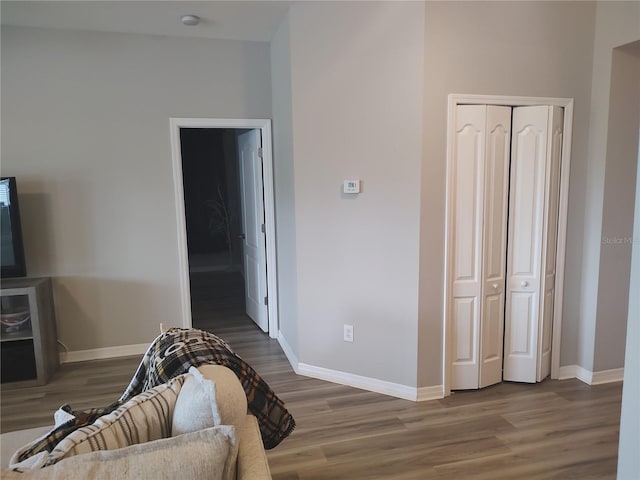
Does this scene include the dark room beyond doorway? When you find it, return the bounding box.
[180,128,246,331]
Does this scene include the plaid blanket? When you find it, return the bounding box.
[14,402,122,466]
[119,327,295,449]
[15,328,295,464]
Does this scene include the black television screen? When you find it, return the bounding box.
[1,177,27,278]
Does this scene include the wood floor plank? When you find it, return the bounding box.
[0,271,623,478]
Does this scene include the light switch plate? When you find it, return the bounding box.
[343,180,361,194]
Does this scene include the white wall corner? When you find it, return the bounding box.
[575,365,594,384]
[558,364,578,380]
[60,343,149,364]
[559,365,593,383]
[416,385,445,402]
[277,331,299,373]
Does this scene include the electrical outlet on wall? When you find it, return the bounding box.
[344,324,354,342]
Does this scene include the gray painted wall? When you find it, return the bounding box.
[581,1,640,372]
[270,12,299,359]
[594,44,640,372]
[283,2,425,386]
[1,26,272,351]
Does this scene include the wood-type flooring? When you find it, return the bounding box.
[1,271,623,479]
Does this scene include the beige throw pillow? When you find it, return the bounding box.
[27,375,187,468]
[2,425,238,480]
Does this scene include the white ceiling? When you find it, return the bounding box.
[0,1,293,42]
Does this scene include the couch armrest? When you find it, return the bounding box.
[237,415,271,480]
[1,425,53,469]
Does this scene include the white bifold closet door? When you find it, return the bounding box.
[503,105,564,383]
[450,105,511,390]
[450,104,563,390]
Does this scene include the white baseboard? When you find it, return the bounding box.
[591,368,624,385]
[558,364,579,380]
[296,362,443,402]
[575,365,594,384]
[276,331,443,402]
[557,365,623,385]
[416,384,445,402]
[60,343,149,364]
[277,332,299,372]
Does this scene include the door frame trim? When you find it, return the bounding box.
[443,94,574,395]
[169,118,279,339]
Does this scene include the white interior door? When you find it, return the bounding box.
[504,106,551,383]
[238,129,268,332]
[450,105,511,390]
[450,105,486,390]
[445,96,572,393]
[479,106,511,388]
[450,103,562,388]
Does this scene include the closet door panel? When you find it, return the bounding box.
[510,129,542,278]
[481,293,505,386]
[540,287,555,378]
[452,297,479,389]
[504,106,549,383]
[479,106,511,388]
[453,109,484,286]
[509,292,534,355]
[450,105,485,390]
[538,106,564,381]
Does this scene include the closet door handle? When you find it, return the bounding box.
[520,281,529,287]
[492,283,499,290]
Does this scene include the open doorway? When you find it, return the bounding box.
[180,128,246,332]
[181,128,242,274]
[170,118,279,339]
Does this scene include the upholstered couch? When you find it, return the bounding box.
[0,365,272,479]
